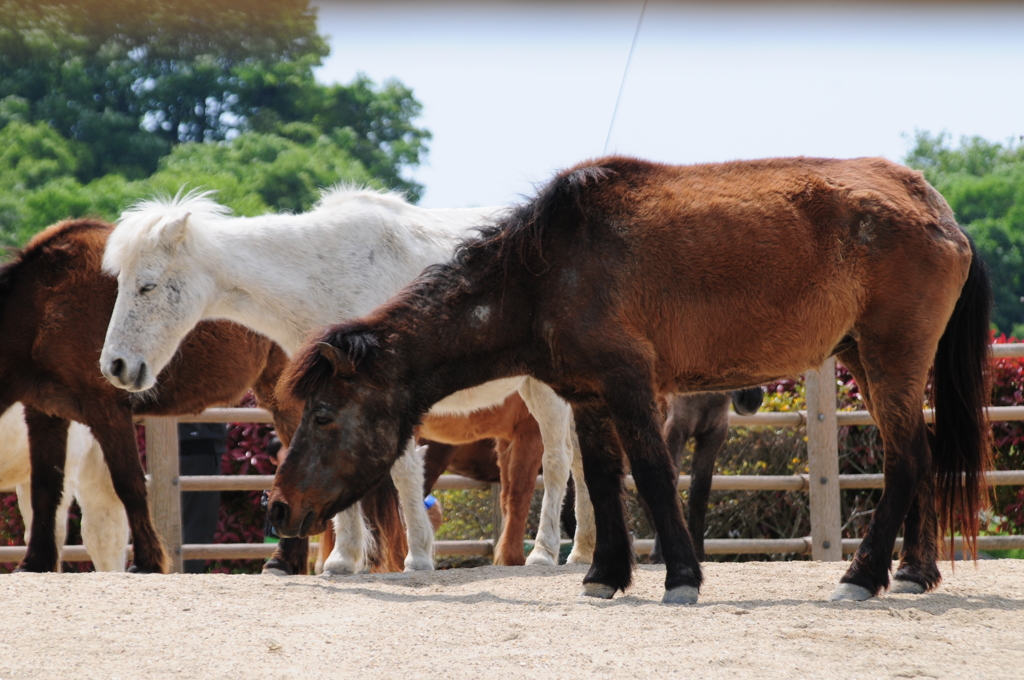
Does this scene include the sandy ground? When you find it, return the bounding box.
[1,560,1022,680]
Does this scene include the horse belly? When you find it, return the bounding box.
[633,252,863,393]
[427,377,525,416]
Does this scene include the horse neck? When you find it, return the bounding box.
[378,273,536,415]
[201,207,476,355]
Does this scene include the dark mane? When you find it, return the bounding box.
[0,218,113,313]
[284,322,380,401]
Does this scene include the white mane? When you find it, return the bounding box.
[103,190,232,276]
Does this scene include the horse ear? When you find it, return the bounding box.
[316,341,355,377]
[160,212,191,247]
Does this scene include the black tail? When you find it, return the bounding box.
[931,234,992,559]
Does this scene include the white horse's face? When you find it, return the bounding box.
[100,214,211,392]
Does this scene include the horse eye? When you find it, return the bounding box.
[139,283,156,294]
[313,414,332,427]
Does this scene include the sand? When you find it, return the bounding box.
[1,560,1022,679]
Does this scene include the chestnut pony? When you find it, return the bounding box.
[272,156,990,604]
[0,219,406,573]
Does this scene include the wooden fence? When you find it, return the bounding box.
[5,344,1024,571]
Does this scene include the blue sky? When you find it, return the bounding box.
[315,2,1024,208]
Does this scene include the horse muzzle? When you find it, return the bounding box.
[268,499,324,539]
[100,352,153,392]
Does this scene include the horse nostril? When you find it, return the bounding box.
[134,362,148,390]
[109,358,126,379]
[269,500,290,530]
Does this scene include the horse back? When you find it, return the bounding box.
[536,156,973,393]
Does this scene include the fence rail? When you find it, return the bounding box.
[11,343,1024,570]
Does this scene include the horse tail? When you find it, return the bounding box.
[931,233,992,559]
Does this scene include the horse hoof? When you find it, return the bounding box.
[828,583,874,601]
[403,557,434,572]
[525,549,557,566]
[580,583,616,599]
[126,564,160,574]
[565,549,593,565]
[889,579,926,595]
[662,585,699,605]
[322,560,357,576]
[262,567,290,577]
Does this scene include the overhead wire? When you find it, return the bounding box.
[603,0,649,155]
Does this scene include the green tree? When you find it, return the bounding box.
[0,130,376,246]
[0,0,429,196]
[905,131,1024,336]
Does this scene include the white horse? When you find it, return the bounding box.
[99,188,595,573]
[0,404,129,571]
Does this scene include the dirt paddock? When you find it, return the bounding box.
[1,560,1022,679]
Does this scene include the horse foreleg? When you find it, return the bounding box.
[72,435,129,572]
[519,379,573,566]
[566,424,595,565]
[17,408,70,573]
[574,401,633,598]
[391,440,434,571]
[604,383,702,604]
[320,505,370,575]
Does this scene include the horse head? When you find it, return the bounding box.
[730,386,764,416]
[267,326,411,538]
[100,194,222,392]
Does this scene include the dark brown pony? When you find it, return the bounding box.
[0,219,407,573]
[271,156,990,603]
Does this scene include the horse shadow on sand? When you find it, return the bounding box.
[281,564,1024,612]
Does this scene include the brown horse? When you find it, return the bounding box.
[271,156,990,604]
[0,219,408,573]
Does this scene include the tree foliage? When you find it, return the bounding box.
[0,0,429,196]
[904,131,1024,336]
[0,126,376,246]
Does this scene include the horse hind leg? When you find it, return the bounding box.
[830,342,935,601]
[890,428,941,594]
[686,419,728,562]
[836,345,940,597]
[85,413,169,573]
[492,437,532,566]
[565,423,596,565]
[519,379,573,566]
[72,433,130,572]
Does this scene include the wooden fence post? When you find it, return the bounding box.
[805,358,842,561]
[144,416,183,573]
[490,483,503,556]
